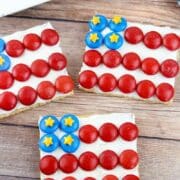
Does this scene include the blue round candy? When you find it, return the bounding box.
[0,54,11,71]
[104,32,123,50]
[85,31,103,49]
[60,114,79,133]
[60,134,80,153]
[39,134,59,153]
[89,15,108,31]
[109,17,127,32]
[39,115,59,134]
[0,39,5,53]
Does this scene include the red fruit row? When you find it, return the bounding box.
[40,149,139,175]
[83,50,179,78]
[79,122,138,144]
[124,27,180,50]
[0,52,67,90]
[0,75,74,111]
[45,174,139,180]
[79,71,174,102]
[5,29,60,58]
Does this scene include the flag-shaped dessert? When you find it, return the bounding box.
[38,113,139,179]
[0,23,74,118]
[79,15,180,103]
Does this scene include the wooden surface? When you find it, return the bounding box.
[0,0,180,179]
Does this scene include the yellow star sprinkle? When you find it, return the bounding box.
[65,117,74,126]
[43,137,53,147]
[109,33,119,43]
[64,135,74,146]
[45,117,54,127]
[0,56,5,66]
[89,33,99,43]
[112,16,122,24]
[91,16,100,25]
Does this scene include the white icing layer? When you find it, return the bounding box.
[39,113,139,180]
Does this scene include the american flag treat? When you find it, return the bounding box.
[79,15,180,103]
[0,23,74,118]
[38,113,139,180]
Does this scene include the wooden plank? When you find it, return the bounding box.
[0,17,179,140]
[13,0,180,28]
[0,124,179,179]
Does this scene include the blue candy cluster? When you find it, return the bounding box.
[0,39,11,71]
[85,15,127,50]
[39,114,80,153]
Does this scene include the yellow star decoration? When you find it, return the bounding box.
[112,16,122,24]
[89,33,99,43]
[64,117,74,127]
[0,56,5,66]
[91,16,100,25]
[43,137,53,147]
[64,135,74,146]
[45,117,54,127]
[109,33,119,43]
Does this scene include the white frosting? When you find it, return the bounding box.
[39,113,139,180]
[0,0,49,17]
[80,21,180,102]
[0,23,72,116]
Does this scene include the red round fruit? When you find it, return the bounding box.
[136,80,156,99]
[31,59,50,77]
[122,174,139,180]
[124,26,144,44]
[163,33,180,51]
[118,74,136,93]
[98,73,117,92]
[122,52,141,70]
[144,31,162,49]
[103,175,118,180]
[0,71,14,89]
[59,154,78,173]
[44,178,54,180]
[6,40,25,57]
[23,33,41,50]
[39,155,58,175]
[41,29,59,46]
[84,178,96,180]
[63,177,77,180]
[99,123,118,142]
[102,50,122,68]
[37,81,56,100]
[156,83,174,102]
[141,57,160,75]
[79,125,98,143]
[79,151,98,171]
[119,122,138,141]
[83,50,102,67]
[55,75,74,93]
[99,150,118,170]
[48,52,67,70]
[79,70,98,89]
[18,86,37,105]
[0,92,17,110]
[160,59,179,78]
[119,150,139,169]
[12,64,31,81]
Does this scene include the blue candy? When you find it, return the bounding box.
[89,15,108,31]
[85,31,103,49]
[0,39,5,53]
[39,115,59,134]
[39,134,59,153]
[104,32,123,50]
[60,134,80,153]
[109,17,127,32]
[0,54,11,71]
[60,114,79,133]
